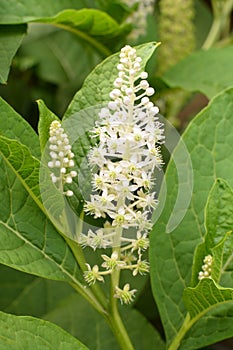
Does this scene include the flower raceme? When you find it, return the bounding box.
[48,120,77,197]
[81,45,164,301]
[47,45,164,304]
[83,45,164,245]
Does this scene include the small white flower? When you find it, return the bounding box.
[101,252,126,270]
[84,264,104,285]
[114,283,137,305]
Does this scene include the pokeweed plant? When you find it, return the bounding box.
[0,0,233,350]
[1,37,233,350]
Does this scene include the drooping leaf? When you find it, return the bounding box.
[19,24,101,86]
[36,9,125,37]
[163,46,233,98]
[44,292,165,350]
[0,310,88,350]
[0,97,40,158]
[184,279,233,319]
[0,0,83,23]
[0,25,26,84]
[150,87,233,345]
[0,264,74,317]
[0,135,83,285]
[0,265,162,350]
[190,179,233,288]
[179,303,233,349]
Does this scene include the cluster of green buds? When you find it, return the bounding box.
[198,255,213,280]
[157,0,195,74]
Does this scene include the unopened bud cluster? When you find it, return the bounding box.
[48,120,77,197]
[82,45,164,303]
[158,0,195,74]
[198,255,213,280]
[123,0,155,40]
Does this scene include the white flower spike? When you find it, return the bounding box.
[48,120,77,197]
[84,45,164,247]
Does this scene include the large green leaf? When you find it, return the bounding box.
[0,265,165,350]
[36,9,124,37]
[0,0,83,23]
[0,310,88,350]
[44,292,165,350]
[179,303,233,349]
[150,87,233,345]
[163,46,233,98]
[0,25,26,84]
[0,264,74,317]
[0,135,83,284]
[0,97,40,158]
[184,279,233,320]
[19,24,101,86]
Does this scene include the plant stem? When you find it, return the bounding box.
[65,211,108,309]
[70,281,107,317]
[202,0,233,50]
[108,246,134,350]
[167,313,197,350]
[106,308,135,350]
[106,225,135,350]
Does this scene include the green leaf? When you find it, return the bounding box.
[178,279,233,349]
[0,0,84,23]
[19,24,101,85]
[0,136,83,284]
[184,277,233,319]
[0,25,26,83]
[179,303,233,349]
[163,46,233,98]
[0,265,165,350]
[0,97,40,158]
[190,179,233,288]
[37,9,124,37]
[150,87,233,345]
[44,292,165,350]
[0,310,88,350]
[194,0,212,48]
[0,264,75,317]
[37,99,60,152]
[64,42,160,118]
[205,179,233,249]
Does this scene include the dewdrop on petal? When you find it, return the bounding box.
[48,120,77,197]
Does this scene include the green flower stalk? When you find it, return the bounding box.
[158,0,196,75]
